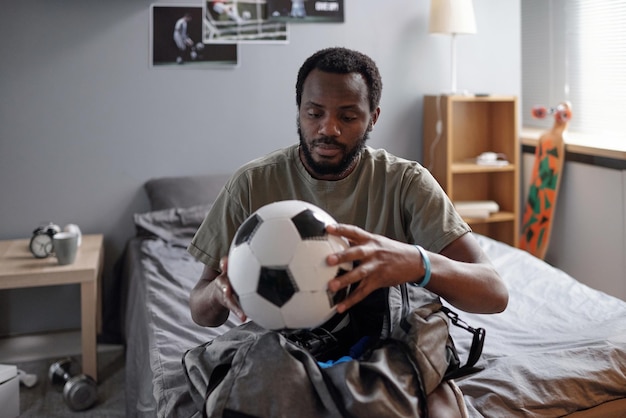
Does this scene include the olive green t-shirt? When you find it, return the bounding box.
[188,145,470,271]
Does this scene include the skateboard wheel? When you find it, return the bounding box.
[555,106,572,122]
[531,105,548,119]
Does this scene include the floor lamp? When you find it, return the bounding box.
[429,0,477,94]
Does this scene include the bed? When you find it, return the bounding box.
[122,174,626,418]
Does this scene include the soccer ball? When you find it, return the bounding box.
[227,200,352,330]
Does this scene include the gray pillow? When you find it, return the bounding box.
[134,204,211,247]
[144,174,230,211]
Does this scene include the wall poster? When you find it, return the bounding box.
[267,0,344,23]
[204,1,289,44]
[151,5,238,67]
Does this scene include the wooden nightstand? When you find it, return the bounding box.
[0,234,104,381]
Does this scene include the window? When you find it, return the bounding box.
[522,0,626,145]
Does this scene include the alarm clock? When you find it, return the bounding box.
[29,223,61,258]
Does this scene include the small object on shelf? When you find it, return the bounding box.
[476,152,508,166]
[454,200,499,219]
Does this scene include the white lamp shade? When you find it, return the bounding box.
[429,0,477,35]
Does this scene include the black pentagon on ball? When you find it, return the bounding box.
[291,209,327,240]
[328,268,350,306]
[233,214,261,246]
[257,266,299,307]
[329,286,348,307]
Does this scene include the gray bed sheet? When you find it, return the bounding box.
[454,234,626,417]
[123,206,626,418]
[124,205,242,418]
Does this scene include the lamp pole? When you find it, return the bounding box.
[450,32,458,93]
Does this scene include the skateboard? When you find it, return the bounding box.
[519,102,571,259]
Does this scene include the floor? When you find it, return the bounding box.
[0,330,126,417]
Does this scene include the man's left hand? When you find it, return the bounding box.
[325,223,425,313]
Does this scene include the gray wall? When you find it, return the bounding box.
[0,0,521,337]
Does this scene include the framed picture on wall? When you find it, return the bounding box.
[204,0,289,44]
[267,0,344,23]
[151,5,238,67]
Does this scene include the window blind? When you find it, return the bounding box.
[522,0,626,143]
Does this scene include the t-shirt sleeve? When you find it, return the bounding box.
[187,175,248,269]
[405,166,470,253]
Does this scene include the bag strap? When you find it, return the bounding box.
[400,283,486,380]
[440,306,486,380]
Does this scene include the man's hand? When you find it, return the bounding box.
[324,223,509,315]
[190,257,247,327]
[325,223,425,313]
[214,257,247,322]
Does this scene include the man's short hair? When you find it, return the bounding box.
[296,47,383,112]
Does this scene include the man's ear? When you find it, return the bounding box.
[368,107,381,131]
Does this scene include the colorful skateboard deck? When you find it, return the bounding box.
[519,102,571,259]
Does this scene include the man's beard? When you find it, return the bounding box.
[298,124,369,177]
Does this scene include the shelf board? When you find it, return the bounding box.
[462,211,516,224]
[452,162,516,173]
[443,94,517,102]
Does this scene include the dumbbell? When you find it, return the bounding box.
[48,358,98,411]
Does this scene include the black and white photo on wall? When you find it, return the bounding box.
[267,0,344,23]
[151,5,238,67]
[204,0,288,44]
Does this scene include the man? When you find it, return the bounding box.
[173,13,193,64]
[188,47,508,416]
[290,0,307,18]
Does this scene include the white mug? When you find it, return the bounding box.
[53,232,79,265]
[63,224,82,247]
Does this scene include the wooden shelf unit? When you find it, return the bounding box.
[423,95,520,246]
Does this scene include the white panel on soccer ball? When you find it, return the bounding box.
[289,240,337,292]
[239,293,286,330]
[327,234,353,272]
[256,200,307,220]
[254,200,295,220]
[228,244,261,296]
[282,291,336,329]
[249,218,300,265]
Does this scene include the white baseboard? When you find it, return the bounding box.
[0,330,121,363]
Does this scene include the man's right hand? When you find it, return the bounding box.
[190,257,247,327]
[213,257,247,322]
